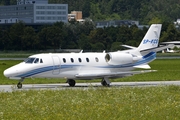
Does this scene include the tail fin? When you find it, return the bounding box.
[138,24,162,51]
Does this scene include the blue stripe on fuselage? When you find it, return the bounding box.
[16,65,81,78]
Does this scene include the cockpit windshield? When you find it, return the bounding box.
[34,58,39,63]
[24,58,36,63]
[24,58,43,64]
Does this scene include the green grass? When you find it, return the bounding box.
[0,59,180,119]
[0,59,180,85]
[116,59,180,82]
[0,86,180,119]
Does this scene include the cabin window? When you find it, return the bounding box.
[63,58,66,63]
[34,58,39,63]
[40,59,43,63]
[24,57,35,63]
[86,58,89,62]
[71,58,74,63]
[78,58,82,62]
[95,57,99,62]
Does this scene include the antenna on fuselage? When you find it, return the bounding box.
[79,50,83,53]
[103,50,106,53]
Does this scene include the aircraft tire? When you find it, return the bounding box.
[101,80,106,86]
[101,79,110,87]
[17,82,22,89]
[68,79,76,87]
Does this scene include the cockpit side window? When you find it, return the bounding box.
[40,59,43,63]
[25,58,36,63]
[34,58,39,63]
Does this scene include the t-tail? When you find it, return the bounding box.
[122,24,162,55]
[131,24,162,69]
[137,24,162,55]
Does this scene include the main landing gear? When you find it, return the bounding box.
[66,78,111,87]
[101,78,111,87]
[17,79,24,89]
[67,79,76,87]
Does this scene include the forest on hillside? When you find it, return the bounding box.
[1,0,180,24]
[0,21,180,51]
[49,0,180,24]
[0,0,180,51]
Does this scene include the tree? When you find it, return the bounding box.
[47,26,64,51]
[82,1,90,18]
[21,26,39,50]
[116,25,132,44]
[148,17,162,25]
[38,26,64,51]
[110,42,123,51]
[80,18,95,35]
[130,25,145,45]
[91,42,105,51]
[8,22,25,50]
[0,28,3,50]
[78,33,91,50]
[160,23,179,42]
[62,23,78,49]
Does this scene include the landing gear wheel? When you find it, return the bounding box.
[101,80,107,86]
[68,79,76,87]
[17,82,22,89]
[101,79,110,87]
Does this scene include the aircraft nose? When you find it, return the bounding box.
[3,68,18,78]
[4,69,12,77]
[3,69,11,77]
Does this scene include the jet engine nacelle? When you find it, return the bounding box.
[105,52,135,65]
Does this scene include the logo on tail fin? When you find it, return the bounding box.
[138,24,162,51]
[143,39,159,45]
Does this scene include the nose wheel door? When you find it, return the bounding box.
[52,56,61,75]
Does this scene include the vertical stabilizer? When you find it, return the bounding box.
[138,24,162,51]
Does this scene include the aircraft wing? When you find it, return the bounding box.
[75,70,156,79]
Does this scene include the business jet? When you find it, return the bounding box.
[3,24,172,89]
[166,48,178,53]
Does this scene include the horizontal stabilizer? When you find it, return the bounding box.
[140,44,174,53]
[154,44,174,52]
[134,64,151,69]
[121,45,137,49]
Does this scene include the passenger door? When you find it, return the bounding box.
[52,56,60,75]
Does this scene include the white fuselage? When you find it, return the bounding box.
[4,52,148,80]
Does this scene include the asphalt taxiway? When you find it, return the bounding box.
[1,81,180,92]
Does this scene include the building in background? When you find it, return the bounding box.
[0,0,68,24]
[68,11,84,22]
[95,20,139,28]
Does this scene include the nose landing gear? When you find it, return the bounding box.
[17,82,22,89]
[17,79,24,89]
